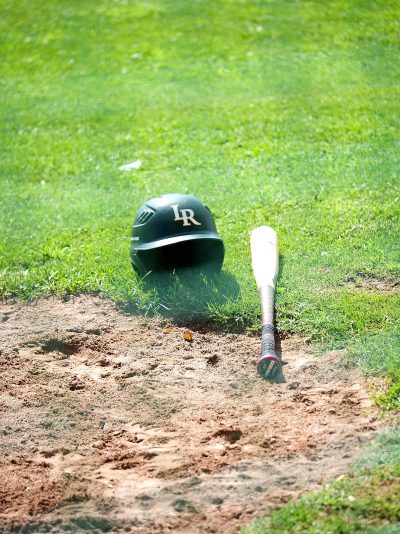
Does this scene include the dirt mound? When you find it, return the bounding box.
[0,296,385,533]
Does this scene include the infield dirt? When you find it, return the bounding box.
[0,296,386,533]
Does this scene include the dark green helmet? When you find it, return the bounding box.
[130,193,225,276]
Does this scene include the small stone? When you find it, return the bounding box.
[206,354,219,365]
[69,379,85,391]
[136,494,152,501]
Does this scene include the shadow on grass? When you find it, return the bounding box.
[118,268,242,329]
[117,253,285,334]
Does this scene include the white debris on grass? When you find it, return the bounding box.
[119,160,142,171]
[131,53,143,59]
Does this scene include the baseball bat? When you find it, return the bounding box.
[250,226,282,379]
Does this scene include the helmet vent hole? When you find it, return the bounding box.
[135,206,155,225]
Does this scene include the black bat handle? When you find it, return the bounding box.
[261,323,276,356]
[257,285,281,378]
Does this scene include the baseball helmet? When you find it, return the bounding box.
[130,193,225,276]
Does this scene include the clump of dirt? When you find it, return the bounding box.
[0,296,387,533]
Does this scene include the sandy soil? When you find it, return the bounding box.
[0,296,385,533]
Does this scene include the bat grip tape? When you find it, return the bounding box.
[261,323,276,357]
[258,285,281,377]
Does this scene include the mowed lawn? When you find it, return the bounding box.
[1,0,400,530]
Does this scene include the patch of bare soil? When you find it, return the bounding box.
[0,296,386,533]
[346,275,400,293]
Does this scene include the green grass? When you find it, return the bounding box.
[1,2,400,531]
[346,328,400,410]
[242,430,400,534]
[1,0,399,341]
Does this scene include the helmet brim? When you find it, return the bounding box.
[131,233,225,275]
[131,232,223,251]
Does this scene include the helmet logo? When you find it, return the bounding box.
[171,204,201,227]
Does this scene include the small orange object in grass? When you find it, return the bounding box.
[164,327,173,334]
[183,330,193,342]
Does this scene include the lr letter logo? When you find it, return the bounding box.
[171,204,201,227]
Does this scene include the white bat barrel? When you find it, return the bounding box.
[250,226,278,290]
[250,226,281,378]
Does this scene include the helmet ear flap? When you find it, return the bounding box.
[130,251,150,277]
[131,260,139,274]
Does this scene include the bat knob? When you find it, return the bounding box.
[257,354,282,379]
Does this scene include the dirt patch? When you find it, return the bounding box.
[0,296,387,533]
[346,275,400,293]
